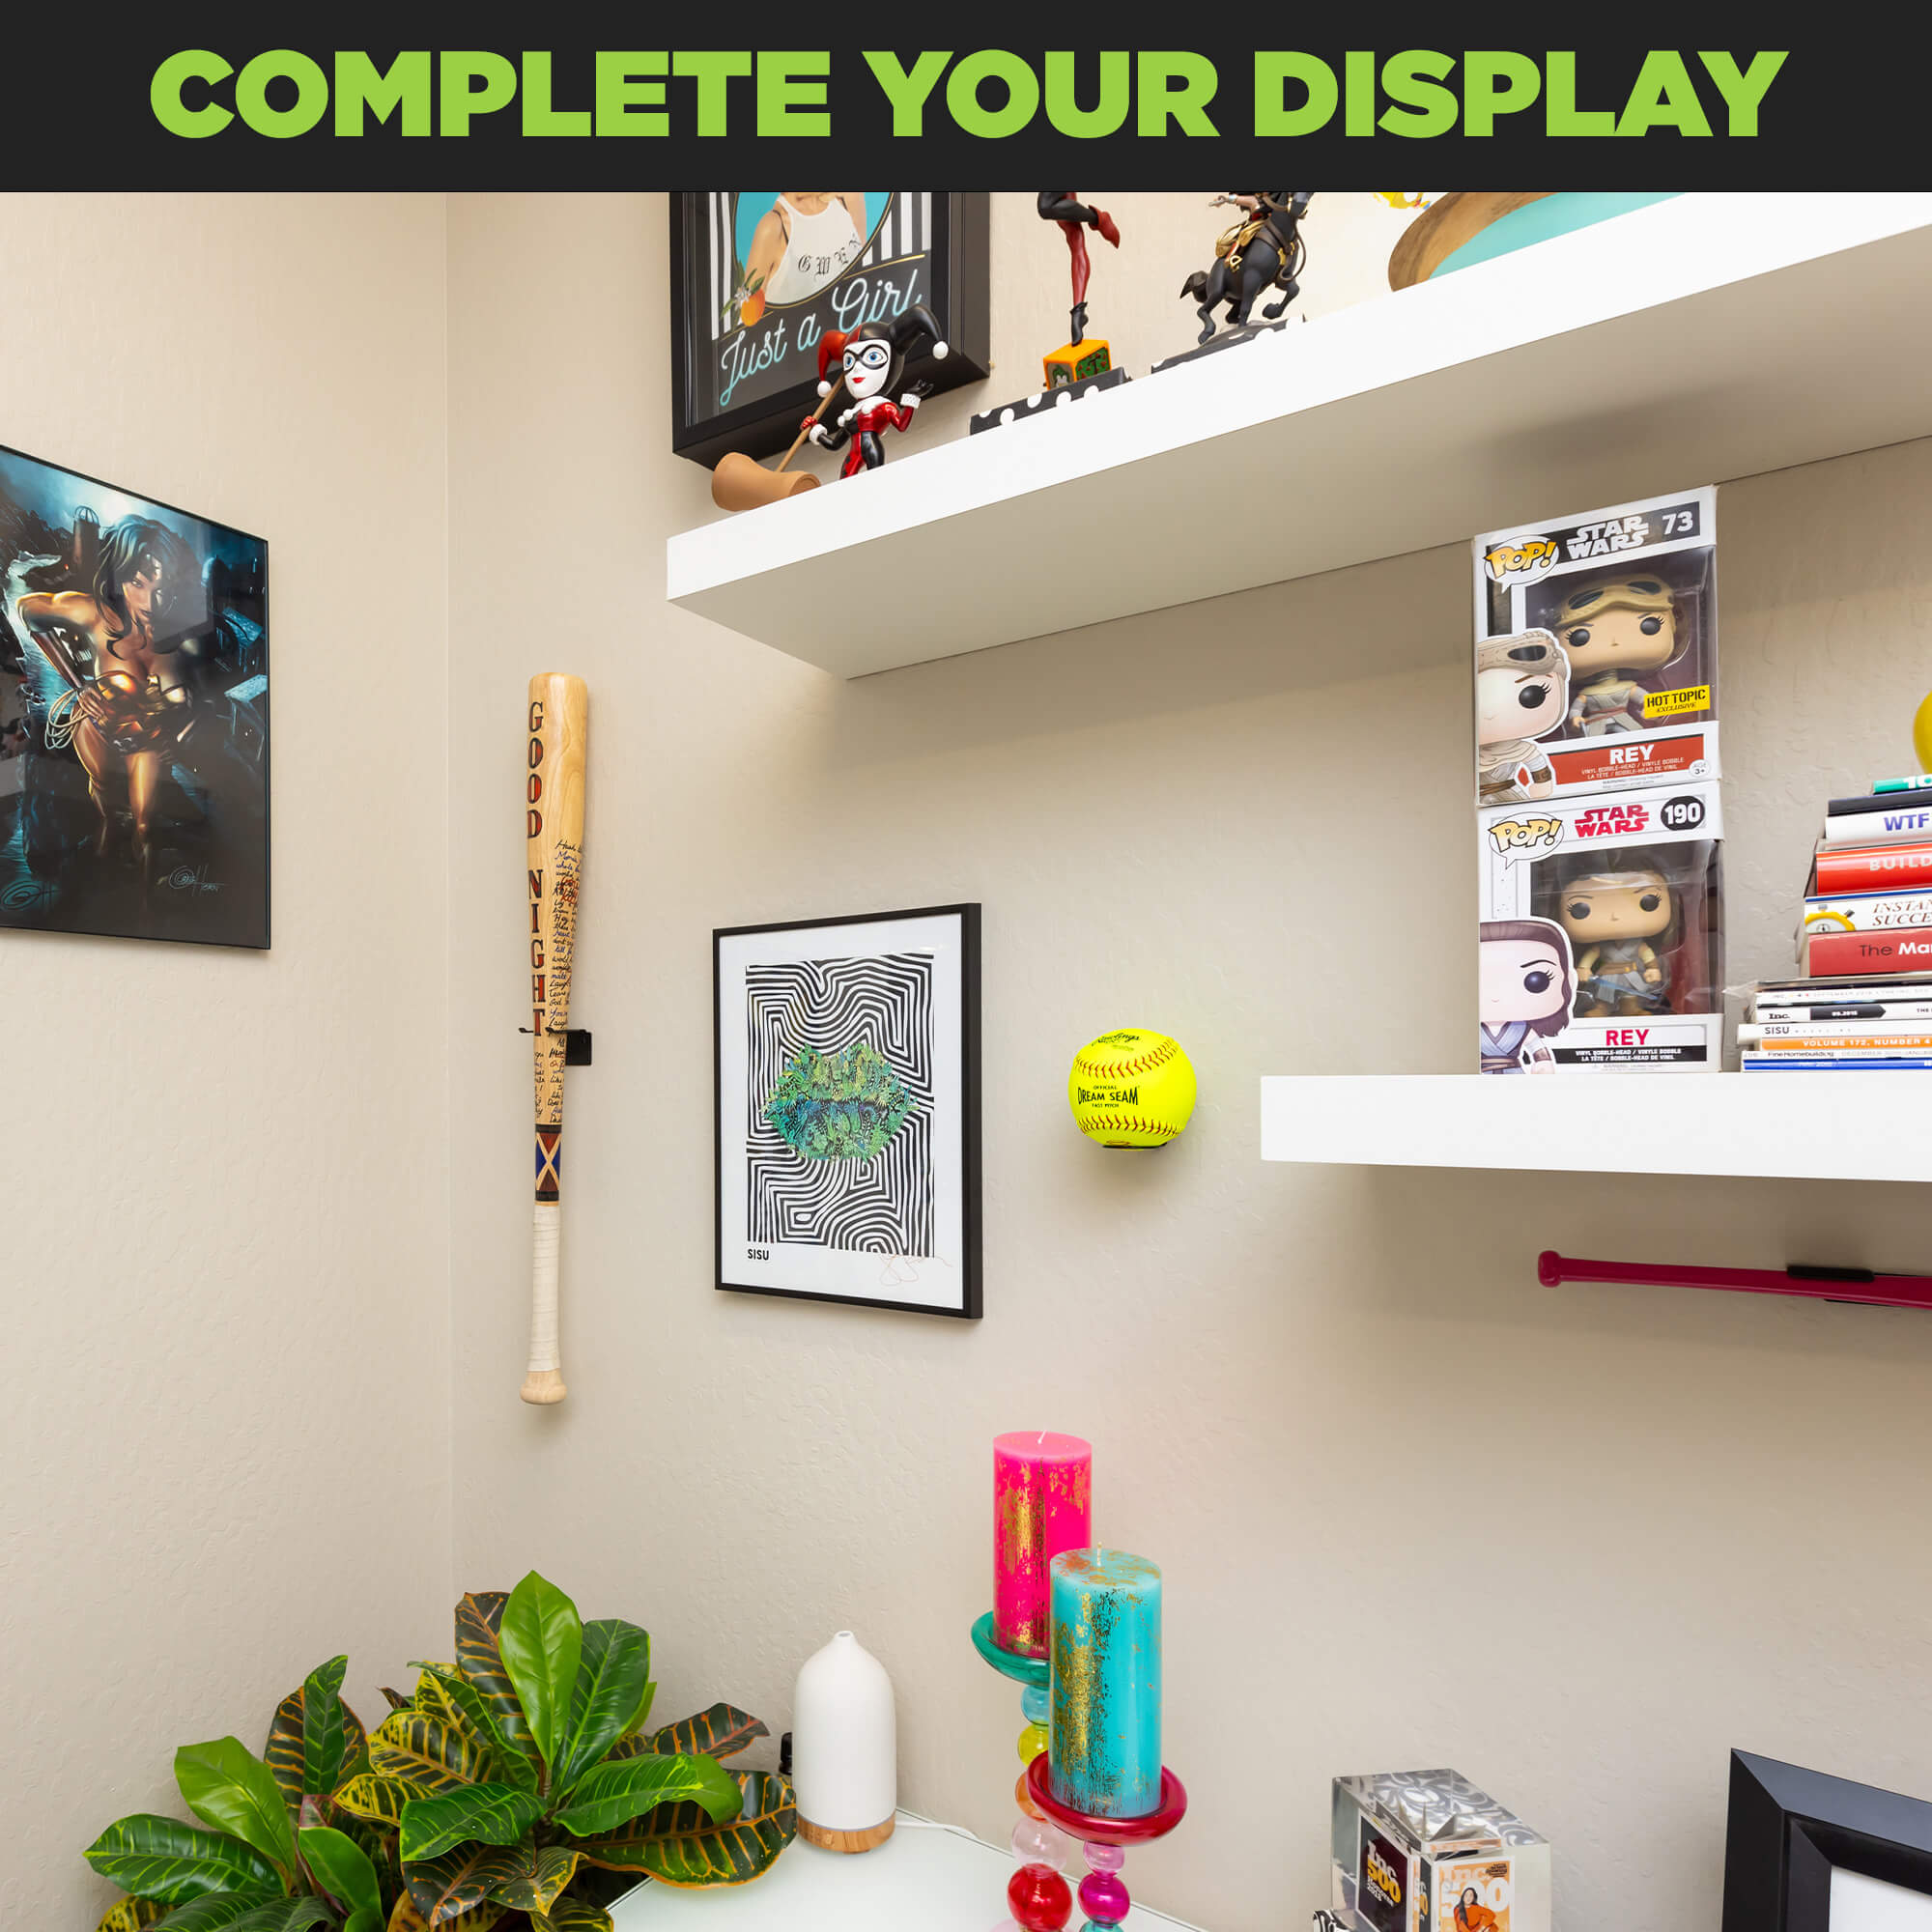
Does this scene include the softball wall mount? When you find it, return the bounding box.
[1067,1029,1197,1150]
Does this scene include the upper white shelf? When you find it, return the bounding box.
[667,192,1932,678]
[1262,1074,1932,1185]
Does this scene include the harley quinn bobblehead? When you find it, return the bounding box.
[803,303,951,477]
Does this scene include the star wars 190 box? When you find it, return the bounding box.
[1474,486,1718,806]
[1479,781,1724,1073]
[1329,1770,1550,1932]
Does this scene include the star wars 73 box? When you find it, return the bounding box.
[1473,485,1718,804]
[1479,781,1724,1073]
[1328,1770,1550,1932]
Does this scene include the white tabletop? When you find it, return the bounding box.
[608,1812,1200,1930]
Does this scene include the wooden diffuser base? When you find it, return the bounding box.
[798,1812,895,1854]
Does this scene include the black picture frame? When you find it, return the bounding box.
[1724,1749,1932,1930]
[669,192,990,469]
[713,903,981,1321]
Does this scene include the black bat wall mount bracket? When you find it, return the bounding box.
[518,1025,592,1066]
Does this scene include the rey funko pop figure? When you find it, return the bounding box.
[1551,574,1679,735]
[1476,630,1569,804]
[1479,918,1577,1073]
[1557,869,1675,1015]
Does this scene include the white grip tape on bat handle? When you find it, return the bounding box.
[529,1202,562,1373]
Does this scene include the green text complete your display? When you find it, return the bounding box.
[151,49,1788,140]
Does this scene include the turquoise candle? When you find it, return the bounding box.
[1048,1548,1161,1819]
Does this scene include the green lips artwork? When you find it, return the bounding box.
[764,1042,916,1159]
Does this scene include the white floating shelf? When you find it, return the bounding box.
[1261,1074,1932,1185]
[668,192,1932,678]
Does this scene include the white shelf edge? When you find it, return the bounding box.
[1260,1073,1932,1185]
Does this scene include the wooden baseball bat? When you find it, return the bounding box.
[525,672,587,1405]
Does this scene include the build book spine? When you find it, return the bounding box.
[1812,841,1932,893]
[1873,775,1932,794]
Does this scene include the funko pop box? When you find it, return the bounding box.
[1474,485,1718,805]
[1479,780,1725,1072]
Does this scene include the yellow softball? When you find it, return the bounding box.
[1067,1029,1197,1150]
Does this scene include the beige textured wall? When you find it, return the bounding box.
[0,195,454,1927]
[434,191,1930,1932]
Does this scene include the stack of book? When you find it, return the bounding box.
[1754,776,1932,1068]
[1797,776,1932,979]
[1741,972,1932,1069]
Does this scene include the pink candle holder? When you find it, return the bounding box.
[973,1611,1075,1930]
[1024,1753,1188,1931]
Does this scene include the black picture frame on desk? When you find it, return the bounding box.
[669,192,990,469]
[713,903,981,1320]
[1724,1749,1932,1929]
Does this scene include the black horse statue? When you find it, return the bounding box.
[1179,191,1314,345]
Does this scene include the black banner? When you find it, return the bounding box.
[5,37,1905,188]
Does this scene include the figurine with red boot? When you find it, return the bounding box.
[1037,191,1121,389]
[803,304,950,478]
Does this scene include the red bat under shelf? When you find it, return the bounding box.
[1538,1250,1932,1313]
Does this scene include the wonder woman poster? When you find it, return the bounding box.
[0,443,268,948]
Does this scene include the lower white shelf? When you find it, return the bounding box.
[1261,1074,1932,1184]
[609,1812,1197,1929]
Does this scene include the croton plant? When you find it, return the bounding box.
[85,1573,796,1931]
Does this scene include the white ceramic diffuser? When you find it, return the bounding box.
[792,1629,896,1852]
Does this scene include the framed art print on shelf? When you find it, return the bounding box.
[715,903,981,1319]
[1724,1749,1932,1930]
[0,441,269,949]
[670,192,991,468]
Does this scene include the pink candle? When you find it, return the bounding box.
[994,1432,1093,1656]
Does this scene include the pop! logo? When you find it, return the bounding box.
[1576,802,1651,838]
[1488,815,1562,855]
[1482,538,1559,585]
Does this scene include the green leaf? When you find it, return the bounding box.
[176,1740,298,1878]
[398,1784,544,1863]
[553,1621,650,1795]
[367,1711,485,1794]
[268,1659,366,1809]
[402,1844,525,1926]
[452,1595,534,1769]
[497,1572,582,1777]
[611,1704,766,1763]
[473,1842,581,1915]
[86,1815,286,1905]
[379,1690,412,1714]
[530,1901,611,1932]
[333,1775,440,1830]
[225,1902,335,1932]
[299,1826,383,1924]
[298,1660,346,1798]
[149,1894,283,1931]
[554,1754,740,1837]
[407,1666,530,1790]
[387,1896,508,1932]
[578,1770,795,1886]
[97,1898,167,1932]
